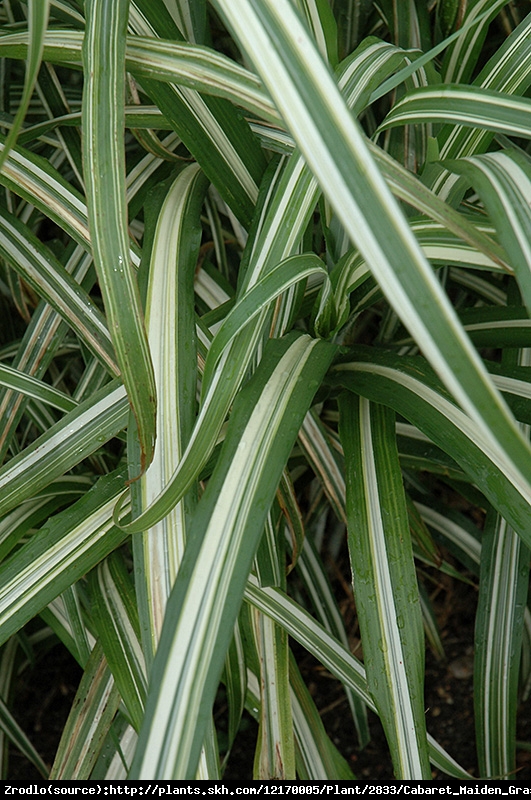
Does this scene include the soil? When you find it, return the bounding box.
[8,645,83,780]
[7,573,531,781]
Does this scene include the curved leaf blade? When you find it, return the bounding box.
[82,0,156,473]
[0,469,130,648]
[379,85,531,140]
[0,0,50,172]
[130,333,335,778]
[210,0,531,521]
[446,150,531,317]
[330,350,531,543]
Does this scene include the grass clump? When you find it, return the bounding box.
[0,0,530,780]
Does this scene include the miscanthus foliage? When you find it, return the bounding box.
[0,0,530,780]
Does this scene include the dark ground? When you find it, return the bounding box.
[7,572,531,781]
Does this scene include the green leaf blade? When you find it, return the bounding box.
[210,0,531,530]
[0,0,50,172]
[130,333,336,778]
[339,394,431,779]
[83,0,156,473]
